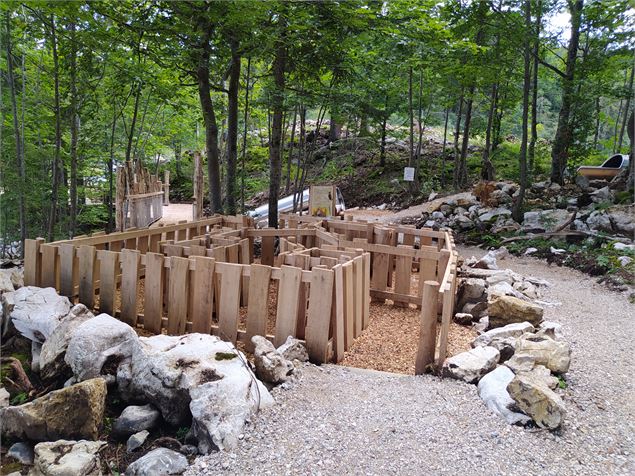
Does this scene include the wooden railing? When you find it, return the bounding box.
[125,191,164,229]
[23,215,456,368]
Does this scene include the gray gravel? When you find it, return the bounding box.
[187,248,634,476]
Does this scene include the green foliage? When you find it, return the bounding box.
[176,426,190,441]
[215,352,237,361]
[10,392,28,405]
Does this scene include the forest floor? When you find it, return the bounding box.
[187,246,634,476]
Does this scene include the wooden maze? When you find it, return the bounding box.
[23,214,457,370]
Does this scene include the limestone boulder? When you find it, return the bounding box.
[125,448,188,476]
[277,336,309,362]
[472,322,535,348]
[1,378,106,441]
[40,304,94,381]
[0,269,15,293]
[252,335,294,384]
[65,313,140,382]
[29,440,106,476]
[477,366,531,425]
[507,372,566,429]
[457,278,487,309]
[515,333,571,374]
[9,287,71,343]
[112,404,161,439]
[0,387,9,409]
[608,208,635,236]
[522,209,571,233]
[487,295,543,328]
[442,346,500,384]
[117,333,274,453]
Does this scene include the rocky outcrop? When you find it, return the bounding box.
[1,378,106,441]
[65,313,140,382]
[507,372,566,430]
[477,366,531,426]
[112,404,161,439]
[252,335,294,384]
[40,304,94,380]
[125,448,188,476]
[487,295,543,328]
[8,287,71,343]
[29,440,106,476]
[515,333,571,374]
[442,346,500,384]
[117,333,273,453]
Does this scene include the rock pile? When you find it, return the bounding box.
[0,284,308,475]
[442,254,572,430]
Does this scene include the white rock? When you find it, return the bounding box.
[537,321,564,341]
[472,252,498,270]
[276,336,309,362]
[0,270,15,293]
[125,448,188,476]
[252,335,293,384]
[549,246,566,255]
[9,287,71,343]
[113,404,160,438]
[477,366,531,425]
[442,346,500,384]
[613,242,635,252]
[487,281,527,300]
[126,430,150,453]
[507,372,566,430]
[29,440,106,476]
[0,386,9,409]
[618,256,632,267]
[65,313,140,381]
[513,281,540,300]
[472,322,535,347]
[515,333,571,374]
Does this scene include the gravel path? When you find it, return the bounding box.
[188,248,634,476]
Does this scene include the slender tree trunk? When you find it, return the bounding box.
[408,66,414,168]
[285,105,298,194]
[108,109,117,233]
[268,18,286,228]
[482,83,498,181]
[593,96,601,149]
[617,67,634,151]
[47,15,62,241]
[5,13,26,253]
[457,88,474,189]
[69,22,78,238]
[415,68,425,180]
[196,30,222,212]
[513,0,532,223]
[528,0,541,178]
[441,107,450,187]
[241,57,251,213]
[225,39,241,215]
[380,116,387,167]
[328,113,340,142]
[550,0,584,185]
[452,94,464,190]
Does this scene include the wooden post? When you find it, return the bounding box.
[415,280,439,375]
[163,169,170,206]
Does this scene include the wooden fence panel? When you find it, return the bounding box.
[261,235,275,266]
[333,264,345,362]
[98,251,119,316]
[415,280,440,375]
[343,262,354,350]
[245,264,273,352]
[41,244,58,290]
[362,252,371,327]
[59,244,76,298]
[274,265,302,347]
[353,255,363,337]
[120,249,140,326]
[24,238,44,286]
[144,253,164,334]
[191,257,215,334]
[167,257,190,335]
[305,267,334,363]
[216,262,243,343]
[394,246,413,308]
[77,245,96,308]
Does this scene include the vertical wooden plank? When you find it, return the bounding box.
[191,257,215,334]
[343,262,354,350]
[353,255,363,338]
[144,253,164,334]
[120,249,140,326]
[370,251,389,301]
[58,244,76,299]
[239,238,251,306]
[24,238,44,286]
[333,264,345,362]
[98,250,119,316]
[125,237,137,250]
[176,220,187,241]
[274,265,302,347]
[189,244,207,256]
[40,244,58,290]
[227,243,239,263]
[362,252,371,328]
[415,280,440,375]
[77,245,96,308]
[261,235,275,266]
[216,262,243,343]
[137,235,149,254]
[436,285,454,370]
[245,264,272,352]
[394,245,413,308]
[149,233,161,253]
[167,256,190,335]
[305,267,334,363]
[293,254,310,340]
[110,240,122,252]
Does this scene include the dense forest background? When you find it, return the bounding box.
[0,0,633,250]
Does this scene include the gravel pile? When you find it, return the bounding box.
[187,248,634,476]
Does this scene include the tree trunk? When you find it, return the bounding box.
[441,107,450,187]
[5,12,26,253]
[241,57,251,213]
[415,68,425,180]
[47,15,62,242]
[618,67,634,151]
[196,30,222,212]
[528,0,541,177]
[328,113,341,142]
[457,88,474,190]
[550,0,584,185]
[482,83,498,181]
[408,66,414,168]
[268,20,286,228]
[286,106,298,194]
[225,39,241,215]
[69,22,78,238]
[592,96,601,149]
[452,94,464,190]
[513,0,532,222]
[108,109,117,233]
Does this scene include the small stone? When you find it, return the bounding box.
[127,430,150,453]
[442,346,500,384]
[472,322,535,348]
[453,313,474,325]
[8,442,35,465]
[125,448,188,476]
[618,256,632,267]
[31,440,106,476]
[276,336,309,362]
[113,404,161,438]
[252,335,293,384]
[524,247,538,255]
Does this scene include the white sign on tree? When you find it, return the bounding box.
[403,167,415,182]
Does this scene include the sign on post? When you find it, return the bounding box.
[403,167,415,182]
[309,185,336,217]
